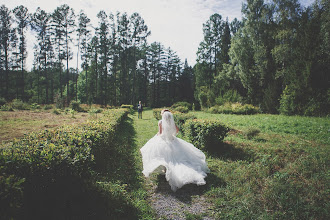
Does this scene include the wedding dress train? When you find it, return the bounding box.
[140,111,209,191]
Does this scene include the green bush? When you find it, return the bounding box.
[0,97,6,106]
[11,99,29,110]
[171,101,192,110]
[30,103,41,110]
[173,106,189,113]
[152,108,164,120]
[43,104,53,110]
[0,104,13,111]
[121,104,133,109]
[173,112,196,134]
[0,109,128,218]
[70,100,81,111]
[208,103,260,115]
[184,119,230,151]
[52,109,61,115]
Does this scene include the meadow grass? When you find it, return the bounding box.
[192,112,329,145]
[135,110,329,219]
[192,111,329,219]
[0,110,90,144]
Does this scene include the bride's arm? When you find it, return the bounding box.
[158,121,162,135]
[175,125,179,134]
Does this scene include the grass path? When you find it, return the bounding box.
[132,109,214,220]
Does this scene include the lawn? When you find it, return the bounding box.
[135,110,329,219]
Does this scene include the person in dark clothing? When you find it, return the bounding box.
[137,101,143,119]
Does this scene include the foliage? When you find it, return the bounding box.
[208,102,261,115]
[10,99,30,110]
[171,101,192,110]
[52,108,60,115]
[121,104,133,109]
[0,97,6,106]
[0,104,13,111]
[152,108,164,120]
[30,103,41,110]
[173,112,196,134]
[70,100,83,112]
[43,104,53,110]
[184,119,229,151]
[0,109,128,219]
[190,111,329,219]
[172,105,189,113]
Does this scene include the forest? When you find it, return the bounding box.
[0,0,329,116]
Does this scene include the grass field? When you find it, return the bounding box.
[133,110,329,219]
[0,110,91,144]
[1,108,328,219]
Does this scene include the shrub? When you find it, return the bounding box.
[0,97,6,106]
[171,101,192,110]
[0,109,128,218]
[121,104,133,109]
[30,103,41,110]
[0,104,13,111]
[43,104,53,110]
[208,103,260,115]
[184,119,230,151]
[52,109,61,115]
[172,106,189,113]
[152,108,164,120]
[121,104,134,114]
[11,99,29,110]
[54,94,65,109]
[173,112,196,134]
[88,108,103,117]
[70,100,81,111]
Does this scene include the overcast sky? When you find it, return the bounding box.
[5,0,315,71]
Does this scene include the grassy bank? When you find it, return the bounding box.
[192,111,329,219]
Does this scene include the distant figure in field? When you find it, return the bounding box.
[137,101,143,119]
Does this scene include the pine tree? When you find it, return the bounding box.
[0,5,14,100]
[77,11,91,103]
[13,5,29,101]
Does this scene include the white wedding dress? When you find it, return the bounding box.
[140,111,209,191]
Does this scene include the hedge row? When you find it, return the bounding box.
[153,108,230,151]
[152,108,196,132]
[0,109,128,219]
[184,119,230,150]
[208,102,261,115]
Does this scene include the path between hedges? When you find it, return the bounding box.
[132,110,215,220]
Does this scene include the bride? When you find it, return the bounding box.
[140,109,209,191]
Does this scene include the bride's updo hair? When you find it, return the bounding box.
[161,109,170,115]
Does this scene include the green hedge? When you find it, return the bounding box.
[208,102,261,115]
[152,108,196,133]
[0,109,128,219]
[173,112,196,134]
[171,101,192,110]
[184,119,230,151]
[152,108,164,120]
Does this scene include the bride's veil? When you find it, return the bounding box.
[161,111,176,140]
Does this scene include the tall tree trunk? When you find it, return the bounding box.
[4,43,9,100]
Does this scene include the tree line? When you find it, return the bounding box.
[195,0,329,116]
[1,0,329,116]
[0,4,194,107]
